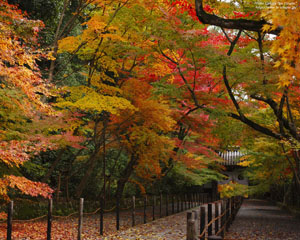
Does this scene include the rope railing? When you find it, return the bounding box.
[215,216,231,236]
[187,196,243,240]
[198,208,229,238]
[120,205,132,210]
[12,214,47,222]
[3,205,116,223]
[6,194,202,222]
[4,192,210,240]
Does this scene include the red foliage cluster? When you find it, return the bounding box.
[169,0,198,20]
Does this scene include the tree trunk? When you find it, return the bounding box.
[75,152,99,198]
[56,173,61,202]
[65,175,70,203]
[48,0,69,82]
[115,154,138,199]
[42,149,65,183]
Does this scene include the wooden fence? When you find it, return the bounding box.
[5,192,214,240]
[186,196,243,240]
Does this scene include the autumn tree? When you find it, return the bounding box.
[54,0,227,201]
[0,0,90,204]
[56,0,157,198]
[0,0,55,201]
[190,0,300,199]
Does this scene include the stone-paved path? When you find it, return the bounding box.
[225,199,300,240]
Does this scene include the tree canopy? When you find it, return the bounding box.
[1,0,300,217]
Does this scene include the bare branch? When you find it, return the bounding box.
[229,112,282,140]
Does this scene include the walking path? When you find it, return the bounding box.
[105,208,189,240]
[106,199,300,240]
[225,199,300,240]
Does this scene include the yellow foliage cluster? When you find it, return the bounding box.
[238,155,254,167]
[58,13,123,59]
[56,86,136,115]
[262,0,300,87]
[218,181,248,198]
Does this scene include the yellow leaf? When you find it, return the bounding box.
[274,61,281,68]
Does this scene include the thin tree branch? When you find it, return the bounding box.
[195,0,282,35]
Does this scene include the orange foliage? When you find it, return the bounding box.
[0,1,54,200]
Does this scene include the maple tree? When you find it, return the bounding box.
[53,0,227,201]
[190,0,300,199]
[3,0,297,206]
[3,2,300,239]
[54,0,175,199]
[0,0,56,201]
[5,0,300,211]
[0,1,86,203]
[147,1,235,185]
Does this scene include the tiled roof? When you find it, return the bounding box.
[218,150,245,166]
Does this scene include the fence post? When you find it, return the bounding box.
[185,194,188,209]
[100,196,104,235]
[200,206,206,240]
[172,195,175,214]
[132,196,136,227]
[166,194,169,216]
[220,200,225,238]
[233,196,239,220]
[208,203,212,236]
[186,211,197,240]
[226,199,230,231]
[181,194,184,212]
[234,196,238,217]
[116,195,120,230]
[144,195,147,224]
[78,198,84,240]
[229,197,233,226]
[192,209,199,235]
[187,194,189,209]
[215,201,219,235]
[152,195,155,221]
[47,199,53,240]
[7,200,13,240]
[177,195,180,213]
[160,193,162,218]
[208,194,212,203]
